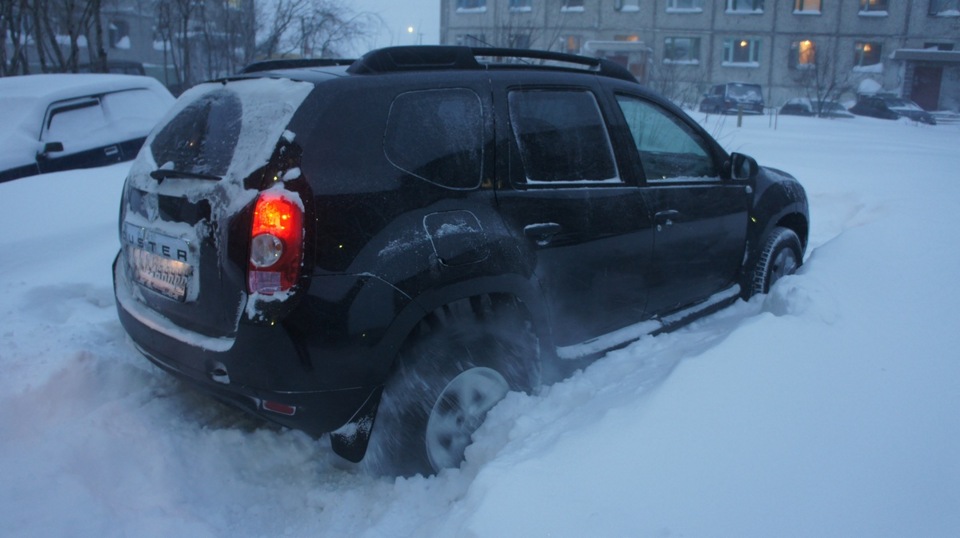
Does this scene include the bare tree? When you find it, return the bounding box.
[255,0,374,60]
[791,41,854,117]
[647,61,709,108]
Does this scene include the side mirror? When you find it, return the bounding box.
[38,141,64,159]
[729,152,758,181]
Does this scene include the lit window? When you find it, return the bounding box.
[667,0,703,12]
[860,0,888,11]
[616,0,641,11]
[794,0,821,12]
[723,38,761,65]
[790,40,816,69]
[664,37,701,63]
[727,0,764,12]
[928,0,960,15]
[616,34,641,42]
[562,35,583,54]
[854,42,883,67]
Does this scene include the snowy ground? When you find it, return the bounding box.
[1,113,958,537]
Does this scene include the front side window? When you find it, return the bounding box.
[929,0,960,15]
[794,0,822,12]
[790,39,817,69]
[664,37,701,63]
[615,95,717,181]
[667,0,704,12]
[727,0,764,12]
[854,41,883,67]
[723,38,761,65]
[385,88,484,190]
[508,90,619,184]
[860,0,888,11]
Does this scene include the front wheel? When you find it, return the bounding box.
[747,227,802,296]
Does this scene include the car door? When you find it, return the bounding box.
[612,92,749,315]
[37,96,123,174]
[492,79,655,346]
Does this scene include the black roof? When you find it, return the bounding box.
[238,46,638,83]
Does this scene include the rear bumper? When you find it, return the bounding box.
[113,254,377,436]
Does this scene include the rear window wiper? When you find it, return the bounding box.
[149,168,221,182]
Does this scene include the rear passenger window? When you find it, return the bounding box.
[508,89,619,184]
[384,88,484,190]
[615,94,717,181]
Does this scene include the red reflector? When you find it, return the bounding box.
[262,400,297,416]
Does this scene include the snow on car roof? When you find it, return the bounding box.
[0,73,169,101]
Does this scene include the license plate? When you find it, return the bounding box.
[122,223,194,301]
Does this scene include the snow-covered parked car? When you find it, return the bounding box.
[699,82,765,115]
[113,46,809,477]
[779,98,854,119]
[0,74,174,183]
[849,94,936,125]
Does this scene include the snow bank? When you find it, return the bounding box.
[1,112,959,537]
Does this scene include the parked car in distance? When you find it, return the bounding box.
[0,74,175,183]
[113,46,809,477]
[779,98,854,119]
[699,82,765,115]
[849,94,936,125]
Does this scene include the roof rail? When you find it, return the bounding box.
[346,46,637,83]
[240,58,355,74]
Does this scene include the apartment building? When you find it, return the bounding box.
[441,0,960,111]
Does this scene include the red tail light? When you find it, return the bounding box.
[248,191,303,295]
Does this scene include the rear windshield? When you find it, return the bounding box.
[150,89,242,177]
[727,84,762,101]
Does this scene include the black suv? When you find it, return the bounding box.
[114,47,808,476]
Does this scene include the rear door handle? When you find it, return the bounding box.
[524,222,562,246]
[655,210,680,231]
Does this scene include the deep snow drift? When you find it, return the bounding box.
[1,113,958,537]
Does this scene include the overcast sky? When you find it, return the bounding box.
[349,0,441,55]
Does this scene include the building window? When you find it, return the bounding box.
[456,34,488,46]
[789,40,816,69]
[727,0,764,13]
[616,34,642,42]
[616,0,641,11]
[794,0,821,13]
[456,0,487,12]
[723,38,761,66]
[510,33,532,49]
[109,20,130,49]
[854,41,883,69]
[860,0,888,11]
[561,35,582,53]
[667,0,704,13]
[664,37,701,64]
[509,0,533,11]
[924,42,954,50]
[929,0,960,15]
[561,0,585,12]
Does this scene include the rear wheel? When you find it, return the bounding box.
[748,226,802,296]
[364,296,540,477]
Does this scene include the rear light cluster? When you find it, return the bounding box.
[248,191,303,295]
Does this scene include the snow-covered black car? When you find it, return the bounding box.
[113,46,809,476]
[0,74,174,183]
[849,94,936,125]
[698,82,765,115]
